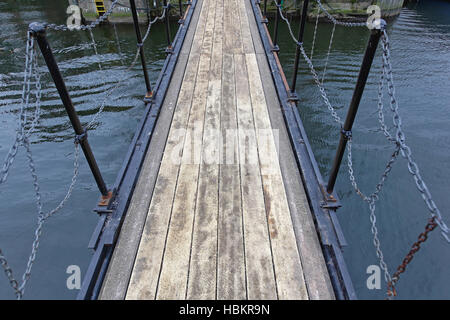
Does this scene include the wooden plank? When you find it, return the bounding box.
[156,0,216,300]
[238,0,254,54]
[231,0,243,53]
[222,0,232,53]
[125,0,211,300]
[245,53,308,300]
[254,52,335,299]
[244,0,265,54]
[217,165,246,300]
[216,53,246,300]
[98,0,206,300]
[186,0,223,299]
[234,53,277,300]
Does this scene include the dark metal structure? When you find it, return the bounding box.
[129,0,153,101]
[29,22,111,206]
[163,0,173,52]
[289,0,309,101]
[326,25,384,194]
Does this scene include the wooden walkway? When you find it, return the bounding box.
[99,0,334,300]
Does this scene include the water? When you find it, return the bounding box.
[0,0,175,299]
[0,1,449,300]
[274,0,450,299]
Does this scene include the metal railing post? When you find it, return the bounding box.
[262,0,268,23]
[129,0,153,101]
[163,0,173,53]
[272,0,281,51]
[326,22,386,194]
[178,0,184,23]
[29,22,111,204]
[289,0,309,100]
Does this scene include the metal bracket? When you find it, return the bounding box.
[143,91,153,103]
[93,208,113,215]
[165,45,174,54]
[341,129,352,140]
[320,185,342,210]
[74,129,88,145]
[288,91,299,102]
[98,190,113,207]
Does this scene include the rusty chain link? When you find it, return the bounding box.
[387,217,438,298]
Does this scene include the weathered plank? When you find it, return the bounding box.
[156,0,216,299]
[124,0,211,300]
[186,0,223,300]
[234,53,277,299]
[246,53,308,299]
[117,0,335,301]
[216,53,246,300]
[238,0,254,53]
[98,0,206,300]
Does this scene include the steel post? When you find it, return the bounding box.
[289,0,309,100]
[272,0,281,51]
[163,0,173,52]
[262,0,268,23]
[129,0,153,100]
[29,22,110,200]
[326,22,386,194]
[178,0,184,20]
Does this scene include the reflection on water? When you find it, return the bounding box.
[0,0,174,299]
[275,0,450,299]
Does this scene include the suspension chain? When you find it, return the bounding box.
[387,217,438,298]
[0,31,83,299]
[0,0,172,299]
[310,5,320,61]
[85,4,168,130]
[315,0,367,27]
[321,21,336,84]
[47,0,120,31]
[380,30,449,241]
[272,1,450,298]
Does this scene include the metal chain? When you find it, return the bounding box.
[273,1,342,125]
[380,30,450,241]
[344,30,450,298]
[376,65,396,143]
[47,0,120,31]
[321,21,336,84]
[0,31,80,299]
[113,23,125,66]
[272,0,302,46]
[310,6,320,61]
[0,33,34,186]
[85,4,168,130]
[0,0,172,299]
[26,48,43,137]
[315,0,367,27]
[272,0,449,298]
[299,44,343,125]
[387,217,438,298]
[89,28,102,70]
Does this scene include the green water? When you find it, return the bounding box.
[0,0,449,300]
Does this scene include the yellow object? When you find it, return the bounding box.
[94,0,106,16]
